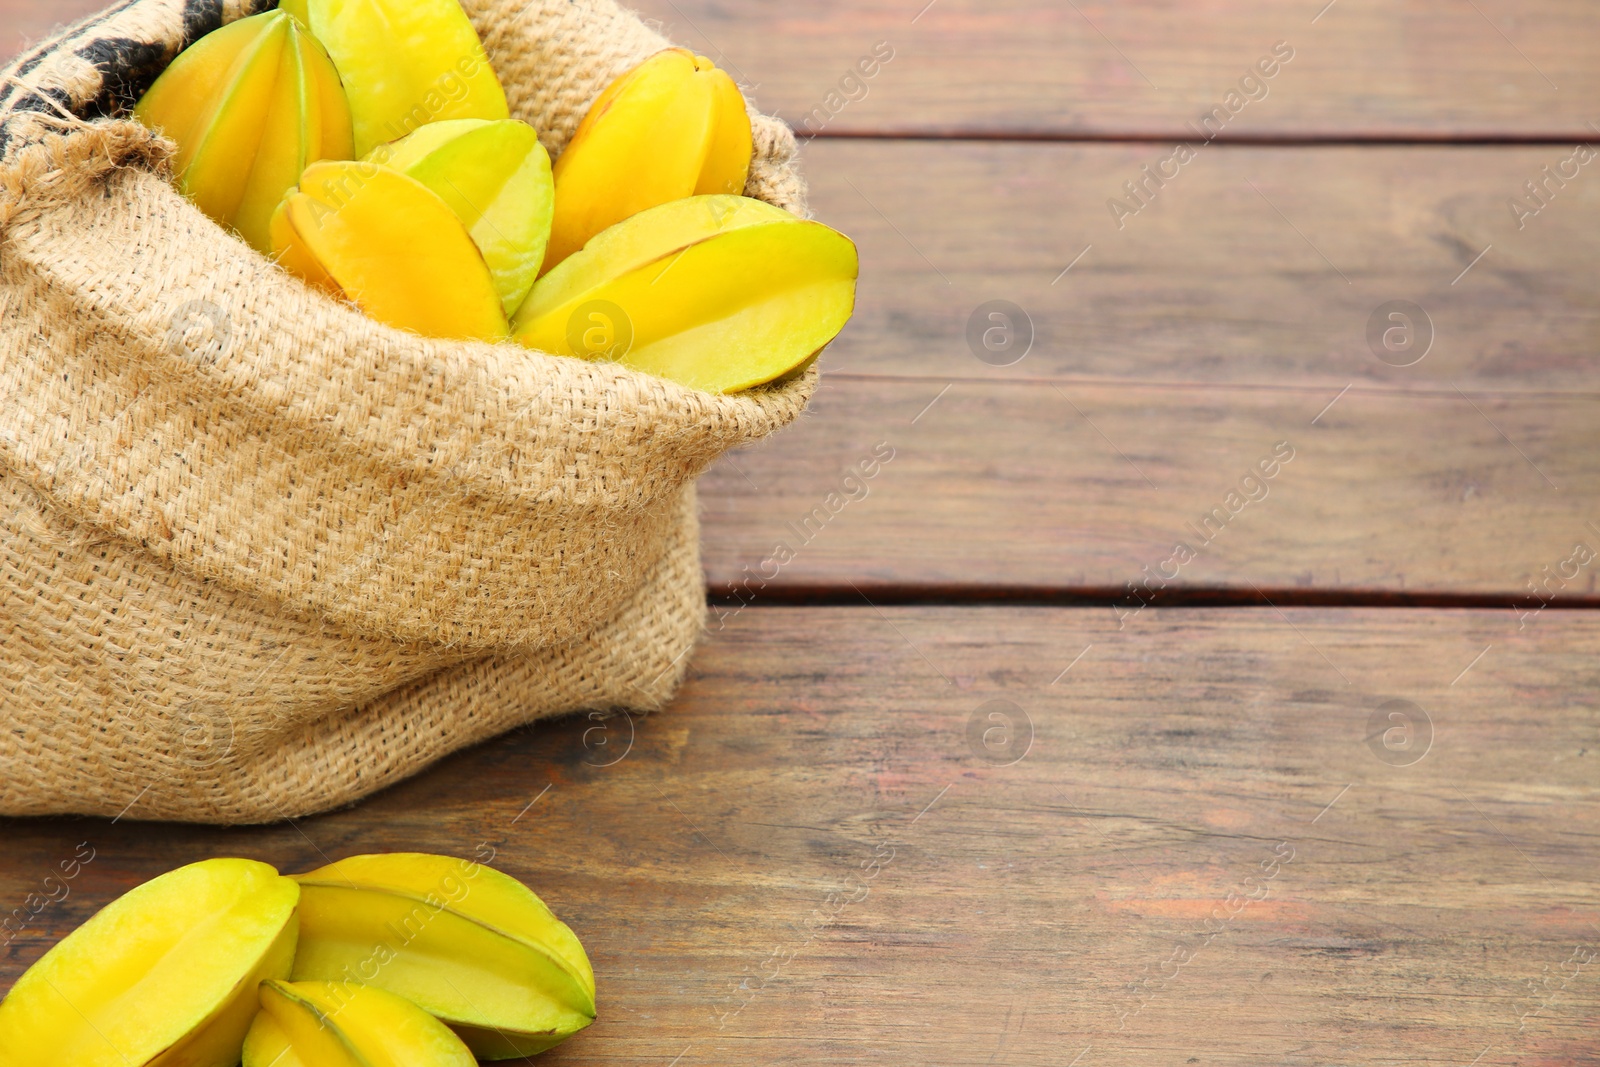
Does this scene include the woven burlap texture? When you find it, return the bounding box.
[0,0,816,823]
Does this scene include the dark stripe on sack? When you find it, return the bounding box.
[1,0,146,113]
[181,0,226,47]
[0,85,80,156]
[6,0,144,85]
[76,37,174,118]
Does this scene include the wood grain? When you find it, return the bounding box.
[689,137,1600,597]
[3,6,1596,1066]
[797,139,1600,392]
[700,375,1600,599]
[4,607,1597,1065]
[11,2,1599,142]
[628,0,1600,140]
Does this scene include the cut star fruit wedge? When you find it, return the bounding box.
[0,858,299,1067]
[134,9,353,254]
[243,980,477,1067]
[270,160,509,342]
[290,852,596,1059]
[367,118,554,319]
[513,194,858,394]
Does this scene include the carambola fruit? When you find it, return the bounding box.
[290,853,596,1059]
[270,160,510,342]
[243,980,476,1067]
[134,9,354,254]
[368,118,554,319]
[0,858,299,1067]
[281,0,510,157]
[512,194,858,393]
[545,48,753,271]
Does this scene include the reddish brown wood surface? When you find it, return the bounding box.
[687,139,1600,598]
[628,0,1599,140]
[0,0,99,62]
[10,1,1600,140]
[4,608,1598,1064]
[795,140,1600,392]
[700,375,1600,599]
[4,5,1598,1065]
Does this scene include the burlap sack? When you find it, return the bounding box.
[0,0,815,823]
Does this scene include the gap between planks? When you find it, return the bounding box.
[802,129,1600,147]
[705,586,1600,611]
[820,372,1600,402]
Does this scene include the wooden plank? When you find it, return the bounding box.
[17,15,1600,395]
[799,139,1600,392]
[697,138,1600,597]
[4,607,1597,1064]
[10,1,1599,139]
[700,375,1600,599]
[630,0,1599,139]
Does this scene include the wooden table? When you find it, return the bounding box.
[5,3,1598,1064]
